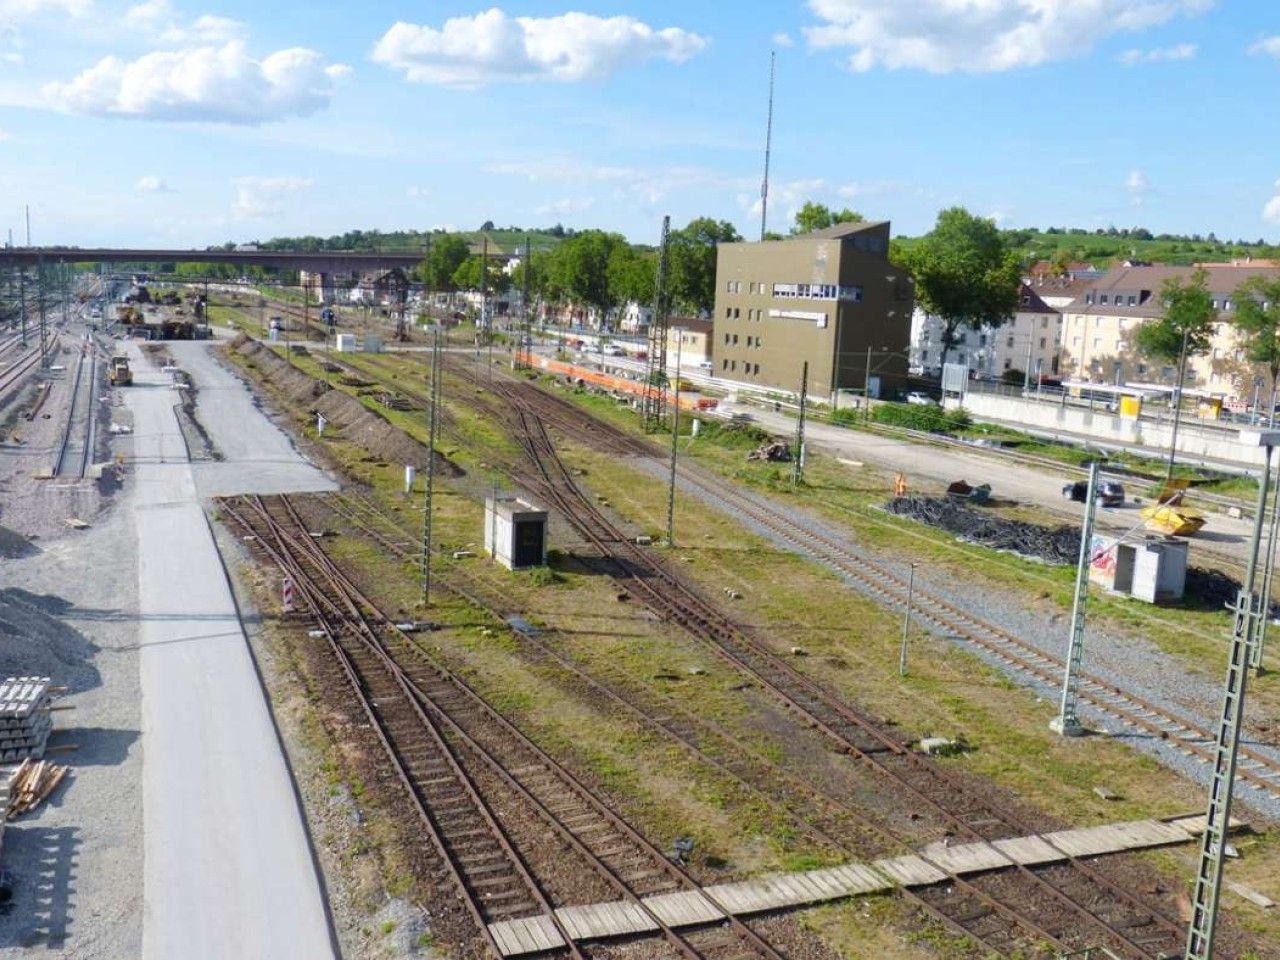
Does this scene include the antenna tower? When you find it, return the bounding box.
[641,215,672,430]
[760,51,776,242]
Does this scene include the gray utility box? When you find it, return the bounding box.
[1089,535,1188,604]
[484,496,548,571]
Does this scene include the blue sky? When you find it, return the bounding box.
[1,0,1279,248]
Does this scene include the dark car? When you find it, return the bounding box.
[1062,479,1125,507]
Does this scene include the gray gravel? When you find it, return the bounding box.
[636,456,1280,821]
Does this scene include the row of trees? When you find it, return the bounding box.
[413,217,744,320]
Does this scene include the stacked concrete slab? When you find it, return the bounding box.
[0,677,54,762]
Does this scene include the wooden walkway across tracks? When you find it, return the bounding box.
[488,815,1225,956]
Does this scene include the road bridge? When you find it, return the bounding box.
[0,247,425,273]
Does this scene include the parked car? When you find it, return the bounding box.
[1062,479,1126,507]
[906,391,939,406]
[697,360,714,372]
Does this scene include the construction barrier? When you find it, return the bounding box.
[516,352,714,413]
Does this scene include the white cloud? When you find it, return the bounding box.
[484,157,750,206]
[44,40,347,123]
[135,174,169,191]
[231,175,312,219]
[740,177,825,220]
[406,185,427,198]
[1118,43,1196,64]
[1263,180,1280,226]
[837,178,913,200]
[1249,36,1280,59]
[122,0,244,43]
[0,126,9,140]
[0,0,92,20]
[535,197,595,216]
[372,9,707,88]
[772,32,794,48]
[1126,169,1150,193]
[803,0,1213,73]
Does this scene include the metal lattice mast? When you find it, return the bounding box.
[667,335,682,547]
[1053,460,1100,736]
[760,51,775,242]
[1250,453,1280,672]
[520,235,532,370]
[1186,439,1276,960]
[641,215,671,431]
[420,329,442,605]
[791,361,808,487]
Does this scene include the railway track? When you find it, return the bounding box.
[222,493,790,960]
[0,339,51,399]
[489,382,1190,960]
[52,343,98,478]
[482,372,1280,803]
[319,488,1198,959]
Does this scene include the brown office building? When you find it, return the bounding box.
[713,220,914,400]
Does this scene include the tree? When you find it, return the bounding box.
[791,202,864,235]
[1133,268,1216,480]
[896,207,1023,366]
[1132,268,1215,368]
[606,244,655,307]
[546,230,629,316]
[667,217,741,316]
[417,235,470,292]
[1232,275,1280,414]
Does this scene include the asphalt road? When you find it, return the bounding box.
[721,400,1258,567]
[124,341,337,960]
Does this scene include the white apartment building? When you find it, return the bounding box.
[910,283,1063,380]
[1059,264,1280,398]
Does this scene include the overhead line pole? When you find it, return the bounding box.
[1052,460,1100,737]
[791,361,808,488]
[421,328,442,606]
[667,335,682,547]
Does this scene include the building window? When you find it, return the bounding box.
[733,308,740,319]
[1093,337,1101,349]
[1003,358,1012,370]
[1138,363,1146,376]
[921,350,929,362]
[1041,316,1048,328]
[724,333,730,344]
[1127,295,1136,306]
[1006,335,1014,348]
[732,334,739,345]
[1073,336,1081,347]
[1099,294,1108,305]
[746,336,753,347]
[1021,295,1031,305]
[1212,348,1221,359]
[725,308,731,319]
[1040,337,1046,348]
[722,359,729,370]
[753,363,760,375]
[1223,299,1232,311]
[1212,299,1219,309]
[731,360,737,371]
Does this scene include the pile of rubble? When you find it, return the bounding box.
[747,441,792,463]
[885,496,1080,565]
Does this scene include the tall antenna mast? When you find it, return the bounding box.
[25,205,31,247]
[760,50,776,242]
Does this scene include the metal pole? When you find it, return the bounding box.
[1053,460,1101,736]
[863,346,873,423]
[18,267,26,346]
[1185,443,1274,960]
[1023,335,1033,393]
[421,329,441,605]
[1252,451,1280,673]
[899,563,916,678]
[1165,327,1190,482]
[759,50,775,242]
[791,361,808,487]
[667,336,681,547]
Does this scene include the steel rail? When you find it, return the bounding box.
[269,493,792,960]
[222,497,574,960]
[51,345,86,477]
[496,386,1185,960]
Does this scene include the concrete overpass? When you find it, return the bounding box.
[0,247,425,273]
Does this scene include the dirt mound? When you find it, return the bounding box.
[0,588,101,693]
[0,525,38,559]
[231,337,460,476]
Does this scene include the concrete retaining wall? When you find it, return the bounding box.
[951,391,1268,469]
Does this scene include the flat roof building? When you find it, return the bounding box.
[712,221,914,400]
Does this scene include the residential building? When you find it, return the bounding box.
[712,221,914,399]
[666,317,713,366]
[910,283,1062,380]
[1059,263,1280,398]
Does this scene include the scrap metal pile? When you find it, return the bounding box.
[885,496,1081,565]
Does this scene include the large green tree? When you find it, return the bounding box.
[545,230,629,316]
[1232,276,1280,411]
[668,217,741,316]
[417,235,470,292]
[791,202,864,235]
[897,207,1023,365]
[1132,268,1215,369]
[606,244,655,307]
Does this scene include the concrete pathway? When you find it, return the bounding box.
[125,342,337,960]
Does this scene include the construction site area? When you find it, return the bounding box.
[0,263,1278,960]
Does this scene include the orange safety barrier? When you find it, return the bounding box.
[516,352,713,412]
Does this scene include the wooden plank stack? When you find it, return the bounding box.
[6,759,67,819]
[0,677,54,761]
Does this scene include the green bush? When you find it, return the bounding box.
[830,408,861,426]
[872,402,971,434]
[695,419,773,449]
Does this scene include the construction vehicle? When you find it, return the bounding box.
[109,356,132,386]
